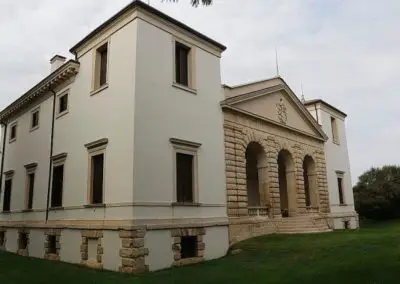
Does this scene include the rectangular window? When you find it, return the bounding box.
[337,176,345,205]
[0,231,4,247]
[94,43,108,90]
[181,236,198,259]
[90,154,104,204]
[27,173,35,210]
[51,165,64,208]
[175,42,190,87]
[9,124,17,142]
[48,235,57,254]
[31,110,39,130]
[176,153,194,203]
[58,93,68,114]
[331,116,339,143]
[3,179,12,212]
[19,233,28,250]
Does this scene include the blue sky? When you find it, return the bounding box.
[0,0,399,184]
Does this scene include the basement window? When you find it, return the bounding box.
[0,232,4,247]
[180,236,197,259]
[19,233,28,250]
[344,221,350,230]
[48,235,57,254]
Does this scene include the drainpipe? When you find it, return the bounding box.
[0,122,7,196]
[45,90,57,222]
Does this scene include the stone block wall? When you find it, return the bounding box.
[171,227,206,267]
[44,228,61,261]
[118,228,148,274]
[80,230,104,269]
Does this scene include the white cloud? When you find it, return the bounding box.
[0,0,399,184]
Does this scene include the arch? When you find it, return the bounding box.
[245,142,267,207]
[303,155,319,209]
[277,149,296,217]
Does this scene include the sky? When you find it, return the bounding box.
[0,0,399,184]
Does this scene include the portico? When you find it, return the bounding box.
[222,77,331,243]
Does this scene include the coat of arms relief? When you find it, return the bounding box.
[276,98,287,124]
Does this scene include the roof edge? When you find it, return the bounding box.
[304,99,347,118]
[69,0,226,54]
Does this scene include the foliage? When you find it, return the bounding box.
[354,165,400,220]
[165,0,213,7]
[5,222,400,283]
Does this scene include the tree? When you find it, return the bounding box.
[166,0,213,7]
[354,165,400,220]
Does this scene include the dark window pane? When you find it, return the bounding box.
[338,177,344,205]
[32,111,39,128]
[51,165,64,207]
[27,173,35,209]
[59,94,68,113]
[99,46,108,87]
[181,236,197,259]
[10,125,16,140]
[175,43,189,86]
[176,153,193,203]
[19,233,28,250]
[3,179,12,212]
[91,154,104,204]
[48,235,57,254]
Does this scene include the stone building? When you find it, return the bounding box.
[0,0,357,273]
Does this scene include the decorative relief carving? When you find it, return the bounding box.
[276,98,287,124]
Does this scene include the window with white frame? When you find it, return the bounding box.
[50,153,67,208]
[9,122,17,143]
[3,171,14,212]
[30,108,40,131]
[24,163,37,210]
[336,171,345,205]
[85,138,108,205]
[93,42,109,91]
[57,92,69,117]
[331,116,339,144]
[170,138,201,204]
[174,39,195,90]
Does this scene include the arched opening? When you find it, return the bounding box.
[245,142,268,216]
[278,150,296,217]
[303,155,318,211]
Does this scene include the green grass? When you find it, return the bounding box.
[2,221,400,284]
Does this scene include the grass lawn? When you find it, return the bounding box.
[2,221,400,284]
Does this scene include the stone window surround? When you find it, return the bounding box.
[50,153,67,209]
[172,37,197,94]
[85,138,108,206]
[336,171,346,206]
[44,228,61,261]
[171,227,206,267]
[17,228,30,256]
[80,230,104,270]
[0,227,6,250]
[24,163,38,211]
[56,90,69,119]
[118,228,149,274]
[9,121,17,143]
[30,107,40,132]
[91,39,110,95]
[170,138,201,205]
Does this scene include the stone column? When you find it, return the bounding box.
[266,148,281,217]
[293,145,306,214]
[119,228,148,274]
[224,124,247,217]
[315,150,330,213]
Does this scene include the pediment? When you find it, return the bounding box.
[222,79,327,140]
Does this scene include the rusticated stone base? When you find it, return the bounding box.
[17,228,30,256]
[229,217,275,244]
[44,228,61,261]
[171,227,206,267]
[80,230,104,269]
[118,228,149,274]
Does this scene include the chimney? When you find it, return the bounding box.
[50,55,66,73]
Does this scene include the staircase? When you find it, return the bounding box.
[276,215,332,234]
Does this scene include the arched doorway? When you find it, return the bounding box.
[278,150,296,217]
[303,155,318,210]
[245,142,268,216]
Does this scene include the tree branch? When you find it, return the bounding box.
[165,0,213,7]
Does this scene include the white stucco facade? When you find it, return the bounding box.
[305,101,358,229]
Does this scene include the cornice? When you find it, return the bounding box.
[0,60,80,122]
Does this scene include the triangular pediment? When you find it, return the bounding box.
[222,78,327,140]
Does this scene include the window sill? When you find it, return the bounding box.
[172,82,197,94]
[49,206,64,211]
[9,138,16,144]
[1,211,11,214]
[56,110,69,119]
[339,204,348,207]
[172,202,201,207]
[29,125,39,132]
[22,209,33,213]
[90,84,109,96]
[333,140,340,146]
[84,204,106,208]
